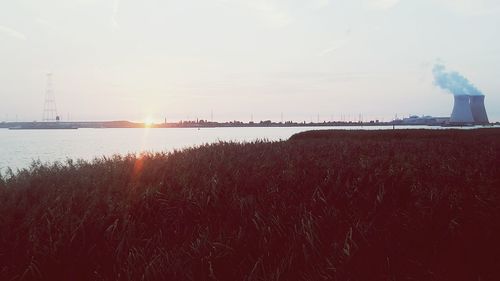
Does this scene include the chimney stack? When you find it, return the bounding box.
[469,95,489,124]
[450,95,474,124]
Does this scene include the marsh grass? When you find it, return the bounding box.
[1,129,500,281]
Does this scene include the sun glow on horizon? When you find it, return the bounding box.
[144,117,154,127]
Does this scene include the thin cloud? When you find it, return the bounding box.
[217,0,330,28]
[248,0,293,28]
[35,18,59,32]
[318,28,352,56]
[218,0,293,28]
[436,0,500,16]
[318,38,350,56]
[365,0,400,11]
[309,0,330,10]
[111,0,120,31]
[0,25,26,41]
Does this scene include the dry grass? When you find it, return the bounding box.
[1,129,500,281]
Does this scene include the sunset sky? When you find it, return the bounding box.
[1,0,499,122]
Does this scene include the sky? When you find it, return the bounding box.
[1,0,499,123]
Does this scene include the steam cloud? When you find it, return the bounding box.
[433,63,483,96]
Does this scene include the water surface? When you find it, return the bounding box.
[0,126,493,171]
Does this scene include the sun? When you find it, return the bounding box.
[144,117,154,128]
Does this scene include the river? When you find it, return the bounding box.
[0,125,494,171]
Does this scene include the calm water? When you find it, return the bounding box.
[0,125,494,171]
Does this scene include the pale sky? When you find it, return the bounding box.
[1,0,499,122]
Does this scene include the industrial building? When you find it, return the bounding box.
[469,95,489,124]
[450,95,489,125]
[400,115,449,125]
[399,94,489,126]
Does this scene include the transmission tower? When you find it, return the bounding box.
[42,73,58,122]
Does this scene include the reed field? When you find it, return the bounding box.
[1,129,499,281]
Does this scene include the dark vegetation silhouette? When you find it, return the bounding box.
[1,129,500,281]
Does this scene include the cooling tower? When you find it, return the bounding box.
[469,95,489,124]
[450,95,474,124]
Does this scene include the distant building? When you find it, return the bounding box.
[401,115,449,125]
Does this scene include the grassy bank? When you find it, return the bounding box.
[1,129,500,281]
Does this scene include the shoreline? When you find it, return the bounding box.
[1,120,499,130]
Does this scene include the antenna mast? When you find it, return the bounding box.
[43,73,58,122]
